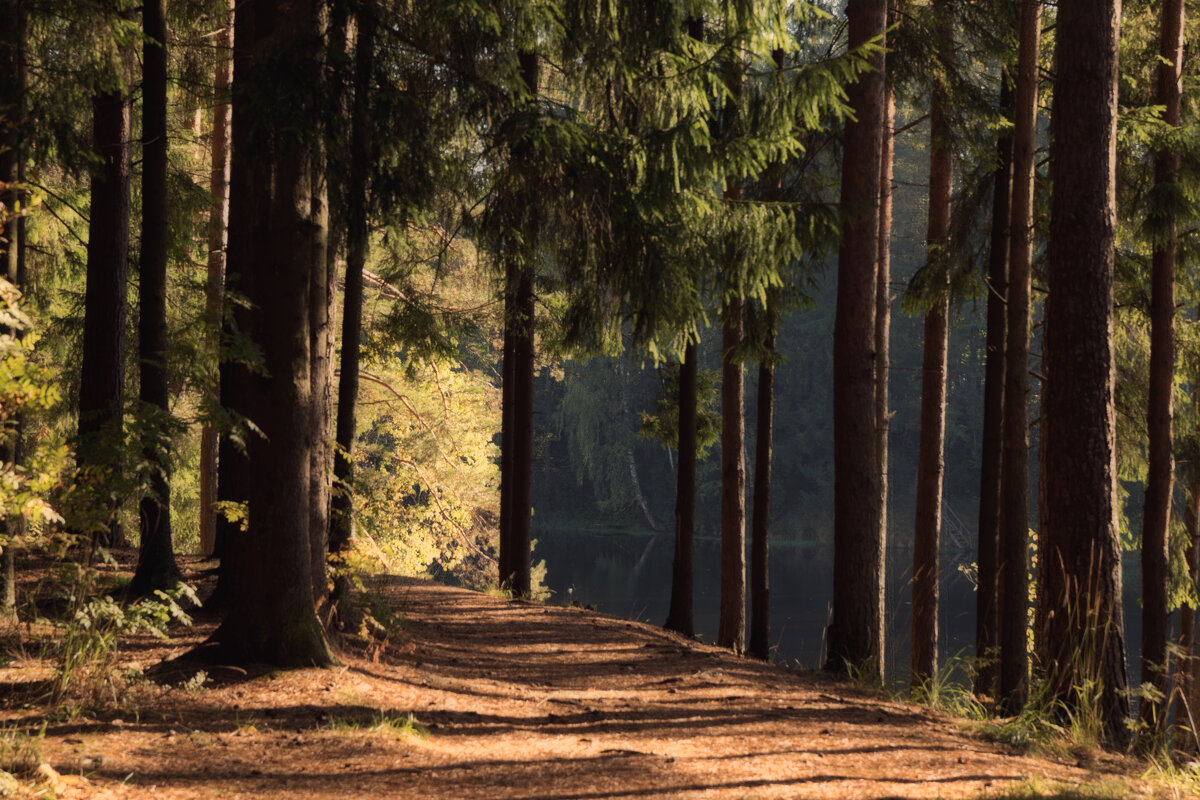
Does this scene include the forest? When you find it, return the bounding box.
[3,0,1200,796]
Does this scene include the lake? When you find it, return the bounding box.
[535,528,1146,690]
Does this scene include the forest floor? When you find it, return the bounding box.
[0,552,1189,799]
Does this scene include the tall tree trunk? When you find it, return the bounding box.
[718,290,745,654]
[505,49,540,599]
[911,0,953,690]
[828,0,886,680]
[199,0,234,558]
[78,25,133,548]
[1138,0,1183,736]
[998,0,1041,714]
[976,73,1014,701]
[664,13,705,637]
[875,51,894,628]
[0,0,27,617]
[717,44,747,654]
[210,0,258,607]
[308,135,332,607]
[498,264,515,589]
[749,308,776,660]
[1040,0,1129,744]
[665,340,697,636]
[205,0,333,667]
[1177,459,1200,752]
[130,0,180,595]
[330,12,374,563]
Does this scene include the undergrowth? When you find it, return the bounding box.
[327,710,428,740]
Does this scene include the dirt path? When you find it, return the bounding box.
[5,573,1154,799]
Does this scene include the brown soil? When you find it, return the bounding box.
[0,554,1160,799]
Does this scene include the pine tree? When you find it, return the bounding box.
[828,0,887,680]
[1039,0,1129,744]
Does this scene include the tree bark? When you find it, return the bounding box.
[498,260,515,589]
[998,0,1041,715]
[718,292,745,654]
[330,12,374,561]
[308,132,332,607]
[664,13,705,637]
[1138,0,1183,735]
[665,340,697,637]
[1177,460,1200,752]
[130,0,180,595]
[911,0,953,690]
[976,73,1014,702]
[78,21,133,547]
[0,0,26,617]
[875,55,894,633]
[1040,0,1129,743]
[749,312,776,660]
[828,0,886,680]
[504,49,540,599]
[199,0,234,558]
[203,0,333,666]
[210,0,258,607]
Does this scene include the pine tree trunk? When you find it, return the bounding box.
[1040,0,1129,743]
[875,70,893,618]
[911,0,953,689]
[130,0,180,595]
[79,27,133,548]
[205,0,333,667]
[1139,0,1183,735]
[330,13,374,561]
[998,0,1041,715]
[749,315,775,660]
[1177,461,1200,752]
[665,340,697,636]
[308,143,332,607]
[976,73,1014,702]
[503,50,540,599]
[498,265,515,589]
[828,0,887,680]
[718,292,745,654]
[199,0,234,558]
[0,0,26,618]
[664,13,706,637]
[210,0,258,607]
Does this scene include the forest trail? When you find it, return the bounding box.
[5,568,1157,799]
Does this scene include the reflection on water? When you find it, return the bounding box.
[535,529,1144,688]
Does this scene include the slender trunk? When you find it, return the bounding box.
[211,0,258,607]
[664,13,705,637]
[749,311,776,660]
[498,266,515,588]
[1177,459,1200,752]
[664,340,697,636]
[875,71,893,612]
[718,292,745,653]
[1041,0,1128,744]
[0,0,26,616]
[79,27,133,547]
[505,49,540,599]
[330,13,374,560]
[308,139,332,606]
[976,73,1014,701]
[199,0,234,558]
[828,0,886,680]
[1139,0,1183,735]
[130,0,180,595]
[998,0,1041,714]
[911,0,953,690]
